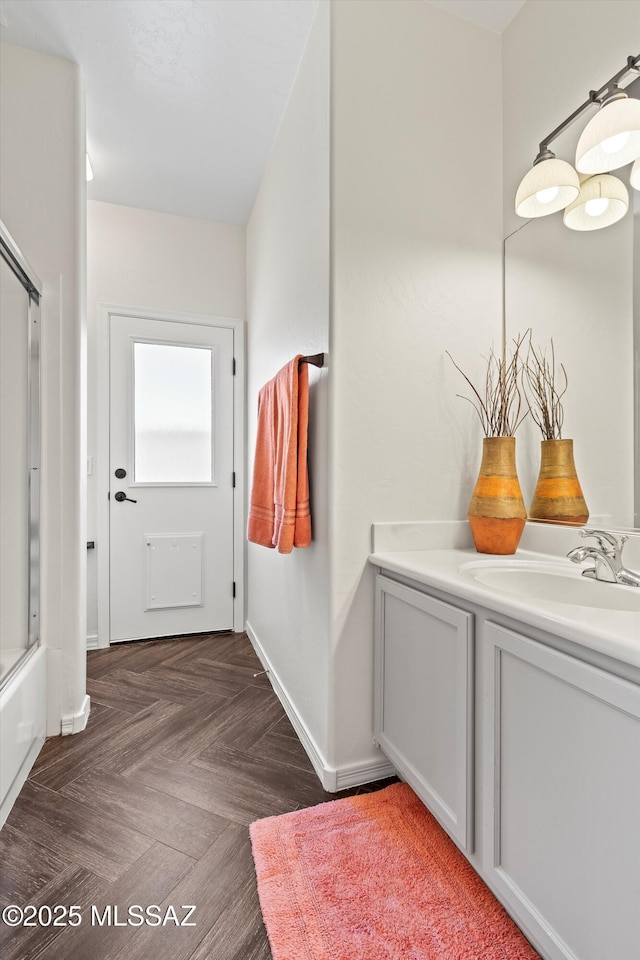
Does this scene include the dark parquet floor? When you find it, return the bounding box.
[1,632,394,960]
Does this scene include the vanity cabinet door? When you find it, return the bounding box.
[482,620,640,960]
[374,575,474,851]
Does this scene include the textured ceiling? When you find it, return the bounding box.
[427,0,526,34]
[1,0,319,224]
[0,0,526,225]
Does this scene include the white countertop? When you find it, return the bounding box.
[369,525,640,671]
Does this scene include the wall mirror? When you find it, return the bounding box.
[505,80,639,531]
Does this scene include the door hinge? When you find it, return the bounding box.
[232,471,236,487]
[232,357,236,376]
[233,581,236,598]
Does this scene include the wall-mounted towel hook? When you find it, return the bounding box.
[299,353,325,368]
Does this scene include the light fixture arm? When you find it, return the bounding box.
[535,53,640,162]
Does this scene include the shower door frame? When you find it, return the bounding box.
[0,221,42,689]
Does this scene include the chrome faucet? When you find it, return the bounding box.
[567,528,640,587]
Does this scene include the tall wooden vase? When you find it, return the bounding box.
[529,438,588,525]
[468,436,527,555]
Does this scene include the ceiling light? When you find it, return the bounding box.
[575,90,640,174]
[563,174,628,231]
[631,157,640,190]
[86,154,94,182]
[515,155,580,218]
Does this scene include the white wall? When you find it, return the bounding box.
[246,1,331,765]
[635,212,640,527]
[246,0,502,785]
[329,0,503,774]
[0,42,87,735]
[502,0,640,526]
[86,199,246,638]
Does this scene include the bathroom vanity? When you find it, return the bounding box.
[370,523,640,960]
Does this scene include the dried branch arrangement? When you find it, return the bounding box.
[523,336,567,440]
[447,332,529,438]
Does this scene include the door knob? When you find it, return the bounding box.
[114,491,137,503]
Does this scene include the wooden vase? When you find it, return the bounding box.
[468,436,527,555]
[529,438,589,525]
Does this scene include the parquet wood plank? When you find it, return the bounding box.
[193,743,335,809]
[87,636,214,679]
[124,753,298,825]
[158,649,271,690]
[0,824,68,905]
[181,684,286,754]
[268,713,301,739]
[87,675,164,714]
[120,636,226,673]
[60,766,229,859]
[107,823,255,960]
[0,866,106,960]
[32,700,183,788]
[103,667,214,705]
[29,702,126,778]
[33,841,194,960]
[148,691,236,763]
[187,877,271,960]
[4,781,154,882]
[249,725,318,774]
[141,662,245,699]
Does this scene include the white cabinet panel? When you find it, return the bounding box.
[374,575,474,851]
[483,620,640,960]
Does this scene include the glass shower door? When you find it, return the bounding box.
[0,226,41,686]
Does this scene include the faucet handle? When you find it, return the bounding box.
[579,528,627,556]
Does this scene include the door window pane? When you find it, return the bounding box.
[134,342,213,483]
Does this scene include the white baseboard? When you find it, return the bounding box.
[86,634,99,651]
[245,621,395,793]
[61,694,91,736]
[245,621,329,786]
[334,756,396,792]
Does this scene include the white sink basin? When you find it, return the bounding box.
[459,560,640,613]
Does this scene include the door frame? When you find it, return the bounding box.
[96,303,245,648]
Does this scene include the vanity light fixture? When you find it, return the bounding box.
[86,154,94,182]
[631,157,640,190]
[563,173,629,231]
[515,53,640,228]
[575,88,640,174]
[515,152,579,218]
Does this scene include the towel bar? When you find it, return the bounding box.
[299,353,325,368]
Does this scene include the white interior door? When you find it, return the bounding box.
[109,314,235,642]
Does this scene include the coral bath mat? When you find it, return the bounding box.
[250,782,541,960]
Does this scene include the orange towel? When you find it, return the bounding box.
[247,356,312,554]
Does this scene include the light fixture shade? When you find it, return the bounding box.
[515,158,580,218]
[563,174,628,231]
[631,157,640,190]
[575,96,640,174]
